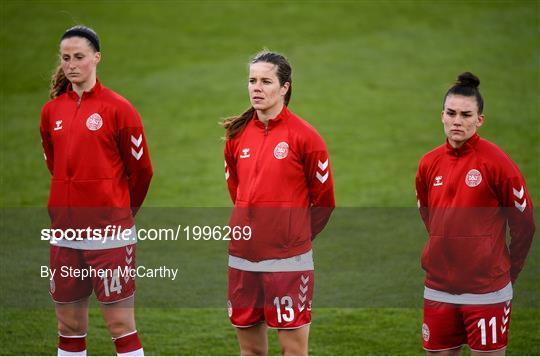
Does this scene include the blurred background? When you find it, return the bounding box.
[1,0,538,355]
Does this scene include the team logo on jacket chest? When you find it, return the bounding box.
[53,120,63,131]
[274,141,289,159]
[86,113,103,131]
[465,169,482,187]
[240,148,250,159]
[433,176,443,187]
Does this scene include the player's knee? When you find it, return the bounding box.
[240,345,267,356]
[105,318,135,338]
[57,318,87,336]
[281,345,307,356]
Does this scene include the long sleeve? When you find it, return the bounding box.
[495,163,535,283]
[224,140,238,204]
[416,160,429,232]
[117,102,153,216]
[40,105,54,175]
[303,135,335,240]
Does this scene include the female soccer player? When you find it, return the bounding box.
[416,72,535,356]
[222,51,335,355]
[40,25,153,356]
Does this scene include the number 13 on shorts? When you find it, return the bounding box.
[265,271,314,329]
[228,269,314,329]
[274,296,295,323]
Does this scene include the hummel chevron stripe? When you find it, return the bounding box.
[318,159,329,171]
[316,171,328,183]
[513,186,524,199]
[514,200,527,212]
[131,147,143,160]
[131,134,142,147]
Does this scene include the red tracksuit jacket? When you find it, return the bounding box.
[224,106,335,261]
[40,80,153,231]
[416,133,535,294]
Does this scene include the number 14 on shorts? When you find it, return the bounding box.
[102,268,123,297]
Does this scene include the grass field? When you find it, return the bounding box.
[1,0,539,355]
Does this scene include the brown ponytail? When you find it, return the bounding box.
[49,64,69,99]
[222,107,255,140]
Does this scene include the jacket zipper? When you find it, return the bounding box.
[442,151,458,237]
[66,94,82,209]
[254,123,269,177]
[247,123,269,204]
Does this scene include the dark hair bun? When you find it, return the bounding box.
[456,72,480,88]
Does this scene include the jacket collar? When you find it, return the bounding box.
[445,133,480,156]
[67,79,103,101]
[253,105,289,130]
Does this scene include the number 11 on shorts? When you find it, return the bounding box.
[477,317,497,346]
[274,296,294,323]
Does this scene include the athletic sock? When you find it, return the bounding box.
[57,334,87,356]
[112,331,144,356]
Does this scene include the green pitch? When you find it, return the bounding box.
[1,0,538,355]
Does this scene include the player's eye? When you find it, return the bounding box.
[62,56,70,61]
[248,79,256,84]
[75,55,84,60]
[446,111,455,116]
[263,80,272,84]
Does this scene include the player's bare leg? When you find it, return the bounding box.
[277,324,309,356]
[99,295,136,337]
[471,348,506,356]
[55,297,90,336]
[236,322,268,356]
[100,296,143,355]
[427,346,462,356]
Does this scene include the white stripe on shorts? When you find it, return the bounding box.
[228,250,314,272]
[424,282,512,305]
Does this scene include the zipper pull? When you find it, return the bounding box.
[264,124,268,136]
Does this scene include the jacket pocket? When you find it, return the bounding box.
[71,178,114,207]
[424,234,494,292]
[70,178,115,229]
[250,205,292,250]
[229,202,297,259]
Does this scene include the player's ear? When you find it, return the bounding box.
[476,113,485,128]
[94,51,101,65]
[280,82,290,97]
[440,110,444,123]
